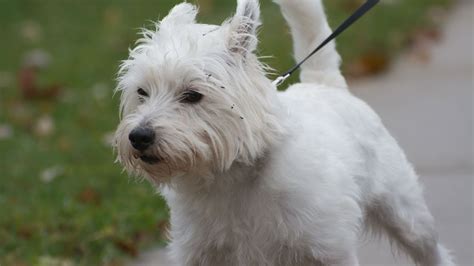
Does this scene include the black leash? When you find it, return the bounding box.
[273,0,380,87]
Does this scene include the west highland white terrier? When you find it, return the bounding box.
[114,0,454,265]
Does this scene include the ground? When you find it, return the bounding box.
[354,2,473,264]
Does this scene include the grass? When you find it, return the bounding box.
[0,0,450,265]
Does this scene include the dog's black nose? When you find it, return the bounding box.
[129,127,155,151]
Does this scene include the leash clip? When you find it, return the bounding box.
[272,73,290,87]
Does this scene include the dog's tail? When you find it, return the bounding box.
[274,0,347,89]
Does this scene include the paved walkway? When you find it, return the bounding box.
[130,1,473,265]
[353,1,473,265]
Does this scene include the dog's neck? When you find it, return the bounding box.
[160,156,274,242]
[168,152,271,196]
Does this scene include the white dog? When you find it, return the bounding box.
[114,0,454,265]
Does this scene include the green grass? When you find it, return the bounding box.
[0,0,450,265]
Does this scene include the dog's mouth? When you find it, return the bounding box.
[139,155,161,165]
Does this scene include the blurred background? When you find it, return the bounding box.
[0,0,471,265]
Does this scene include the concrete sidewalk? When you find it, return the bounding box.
[352,1,473,264]
[130,1,473,265]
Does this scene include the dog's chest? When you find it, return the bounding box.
[165,175,313,264]
[171,179,282,238]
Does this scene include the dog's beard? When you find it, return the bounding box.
[114,119,217,184]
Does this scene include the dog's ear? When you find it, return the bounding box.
[161,3,198,26]
[228,0,261,57]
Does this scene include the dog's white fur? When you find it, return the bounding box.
[114,0,455,265]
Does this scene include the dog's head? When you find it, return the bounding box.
[114,0,283,184]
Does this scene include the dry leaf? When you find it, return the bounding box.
[20,20,42,43]
[40,166,64,183]
[346,52,389,78]
[34,115,55,137]
[77,187,101,206]
[114,238,138,257]
[18,67,61,100]
[17,225,34,239]
[0,124,13,140]
[18,50,62,100]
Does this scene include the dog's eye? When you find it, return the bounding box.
[137,88,149,104]
[180,90,203,104]
[137,88,149,97]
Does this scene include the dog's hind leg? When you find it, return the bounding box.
[366,169,455,266]
[273,0,347,88]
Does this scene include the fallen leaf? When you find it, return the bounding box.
[77,187,101,206]
[131,230,147,244]
[40,166,64,183]
[114,238,138,257]
[18,66,61,100]
[0,124,13,140]
[18,49,62,100]
[34,115,55,137]
[17,225,34,239]
[20,20,42,43]
[345,52,389,77]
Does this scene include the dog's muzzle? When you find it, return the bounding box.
[129,126,162,164]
